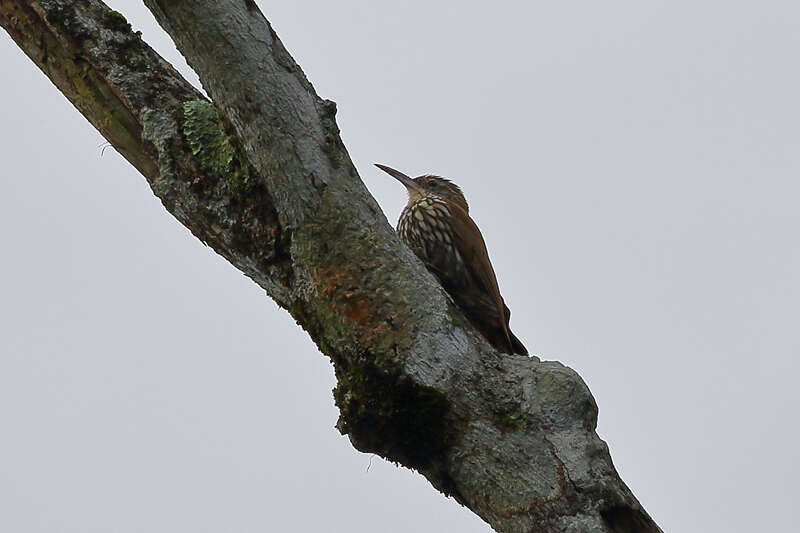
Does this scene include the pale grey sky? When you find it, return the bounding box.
[2,2,799,532]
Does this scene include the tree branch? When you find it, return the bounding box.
[0,1,662,531]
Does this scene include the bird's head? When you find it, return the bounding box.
[375,163,469,213]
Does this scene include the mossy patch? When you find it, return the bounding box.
[103,10,131,33]
[333,354,460,472]
[182,99,254,197]
[496,411,530,432]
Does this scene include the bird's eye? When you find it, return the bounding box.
[428,180,438,187]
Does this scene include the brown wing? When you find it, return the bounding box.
[446,201,515,353]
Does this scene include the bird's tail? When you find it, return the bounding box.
[508,330,528,356]
[501,302,528,356]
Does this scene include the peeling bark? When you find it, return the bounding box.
[0,1,663,531]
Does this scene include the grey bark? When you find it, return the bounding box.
[0,1,663,532]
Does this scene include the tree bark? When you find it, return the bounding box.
[0,1,662,531]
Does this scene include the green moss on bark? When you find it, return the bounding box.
[102,10,131,32]
[182,99,254,197]
[496,411,530,432]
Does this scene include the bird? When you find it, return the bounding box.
[376,163,528,355]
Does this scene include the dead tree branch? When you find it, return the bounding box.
[0,1,662,531]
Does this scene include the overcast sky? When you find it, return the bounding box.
[2,1,799,532]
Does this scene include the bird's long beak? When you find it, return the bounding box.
[375,163,420,191]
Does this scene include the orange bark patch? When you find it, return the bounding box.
[315,267,376,325]
[314,266,410,350]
